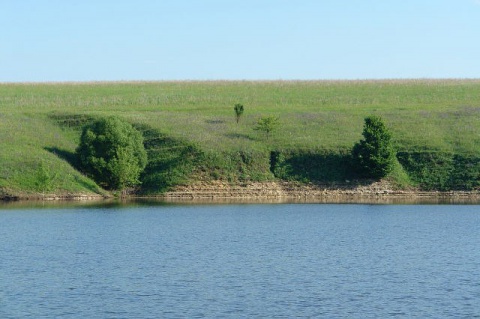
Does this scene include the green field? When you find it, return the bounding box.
[1,80,480,197]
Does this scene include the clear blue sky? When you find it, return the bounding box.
[1,0,479,82]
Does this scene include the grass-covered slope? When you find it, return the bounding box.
[1,80,479,197]
[0,113,103,197]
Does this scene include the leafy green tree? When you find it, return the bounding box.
[254,116,280,139]
[234,103,244,123]
[76,116,147,191]
[352,115,396,179]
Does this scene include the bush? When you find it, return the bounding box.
[352,116,396,179]
[76,116,147,191]
[254,116,279,139]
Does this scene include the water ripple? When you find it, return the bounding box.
[1,204,480,318]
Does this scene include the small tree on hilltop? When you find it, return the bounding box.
[76,116,147,192]
[352,115,396,179]
[254,116,279,139]
[234,103,244,123]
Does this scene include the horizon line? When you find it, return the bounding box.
[1,77,480,85]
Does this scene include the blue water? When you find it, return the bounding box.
[1,203,479,318]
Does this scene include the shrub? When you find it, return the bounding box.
[76,116,147,191]
[254,116,279,139]
[352,116,396,179]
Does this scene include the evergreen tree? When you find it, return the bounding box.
[352,115,396,179]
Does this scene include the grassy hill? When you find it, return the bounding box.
[1,80,480,197]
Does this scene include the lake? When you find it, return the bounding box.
[1,202,479,318]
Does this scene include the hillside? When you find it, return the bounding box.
[1,80,479,198]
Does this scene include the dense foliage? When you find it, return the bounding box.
[352,116,396,179]
[76,117,147,190]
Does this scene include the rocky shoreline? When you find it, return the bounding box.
[0,193,107,202]
[2,180,480,204]
[161,180,480,204]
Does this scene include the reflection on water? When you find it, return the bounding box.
[2,195,480,209]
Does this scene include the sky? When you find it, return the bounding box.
[1,0,480,82]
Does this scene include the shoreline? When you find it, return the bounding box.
[160,181,480,204]
[2,181,479,205]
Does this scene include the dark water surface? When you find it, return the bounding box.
[1,203,479,318]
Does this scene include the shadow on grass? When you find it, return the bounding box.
[206,119,226,124]
[140,145,201,194]
[270,150,357,184]
[45,147,80,170]
[225,133,256,141]
[48,113,96,130]
[133,123,204,194]
[397,151,480,190]
[44,147,102,194]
